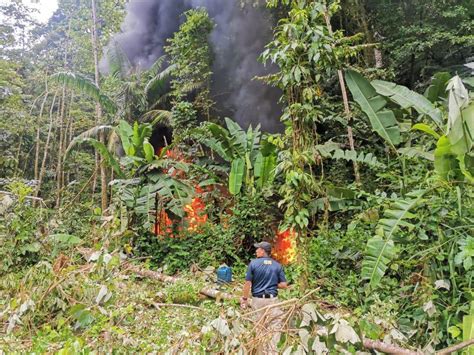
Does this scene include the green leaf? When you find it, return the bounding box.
[50,234,82,245]
[397,147,434,161]
[50,72,117,114]
[425,72,451,103]
[255,153,277,189]
[463,315,474,355]
[143,140,155,163]
[74,138,125,178]
[411,123,441,139]
[372,79,443,126]
[434,136,461,181]
[116,120,133,155]
[446,77,472,155]
[361,190,425,289]
[345,70,401,148]
[229,158,244,195]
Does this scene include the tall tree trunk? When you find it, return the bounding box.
[323,10,361,184]
[35,92,58,201]
[55,85,67,207]
[90,0,107,213]
[64,92,75,186]
[55,19,72,208]
[34,92,49,182]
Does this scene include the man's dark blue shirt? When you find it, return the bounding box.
[245,257,286,297]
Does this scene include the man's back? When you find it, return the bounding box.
[246,257,286,297]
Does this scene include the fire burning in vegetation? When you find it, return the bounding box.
[183,188,208,232]
[272,229,297,265]
[152,149,208,236]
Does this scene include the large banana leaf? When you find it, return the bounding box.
[372,79,443,126]
[50,72,117,114]
[254,152,277,189]
[206,123,234,161]
[424,72,450,103]
[361,190,425,289]
[434,135,462,181]
[229,158,244,195]
[345,70,401,148]
[225,117,247,157]
[116,120,134,155]
[446,77,473,155]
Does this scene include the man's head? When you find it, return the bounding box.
[254,241,272,257]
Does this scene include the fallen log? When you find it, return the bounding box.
[77,247,234,301]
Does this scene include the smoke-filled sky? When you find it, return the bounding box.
[104,0,282,131]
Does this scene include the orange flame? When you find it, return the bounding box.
[152,209,174,236]
[272,229,297,265]
[151,149,209,236]
[184,196,208,232]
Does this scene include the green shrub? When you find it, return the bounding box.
[135,223,241,274]
[0,182,46,274]
[164,280,201,305]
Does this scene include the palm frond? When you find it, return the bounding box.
[141,110,173,126]
[65,125,113,156]
[106,40,131,79]
[148,55,167,76]
[50,72,117,114]
[144,63,176,96]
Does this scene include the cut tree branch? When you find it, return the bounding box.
[436,338,474,354]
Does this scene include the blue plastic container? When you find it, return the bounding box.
[217,264,232,284]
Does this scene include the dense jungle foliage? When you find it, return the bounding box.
[1,0,473,353]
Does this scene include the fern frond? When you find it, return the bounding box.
[361,190,425,289]
[331,149,385,168]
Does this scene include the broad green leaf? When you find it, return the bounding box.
[398,147,434,161]
[229,158,244,195]
[116,120,133,155]
[373,79,443,126]
[463,314,474,355]
[254,152,277,189]
[345,70,401,147]
[411,123,441,139]
[434,136,461,180]
[447,76,472,155]
[425,72,450,103]
[225,117,247,156]
[143,140,155,163]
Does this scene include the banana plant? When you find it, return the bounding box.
[203,118,278,195]
[345,69,401,148]
[412,76,474,182]
[346,69,474,183]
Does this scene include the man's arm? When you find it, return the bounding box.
[242,280,252,299]
[240,280,252,309]
[277,266,288,289]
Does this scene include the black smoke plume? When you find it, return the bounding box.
[103,0,282,132]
